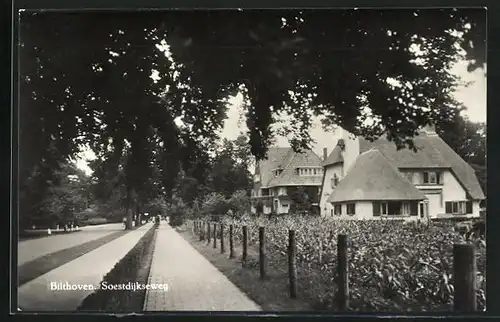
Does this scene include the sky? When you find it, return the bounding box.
[75,59,486,176]
[214,59,487,159]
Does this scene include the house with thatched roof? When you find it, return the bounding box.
[319,125,485,220]
[250,147,323,214]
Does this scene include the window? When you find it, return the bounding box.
[373,202,392,216]
[387,201,402,215]
[282,203,289,208]
[445,201,468,215]
[402,202,411,215]
[423,171,442,184]
[346,203,356,215]
[331,209,334,216]
[331,174,339,189]
[334,204,342,215]
[466,201,473,214]
[410,202,418,216]
[373,202,381,216]
[381,202,388,215]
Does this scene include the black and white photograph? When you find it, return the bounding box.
[15,8,486,313]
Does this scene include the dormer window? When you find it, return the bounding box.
[296,167,323,176]
[422,171,442,184]
[273,169,283,176]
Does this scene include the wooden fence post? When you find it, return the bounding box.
[337,234,349,311]
[220,224,225,253]
[229,224,234,258]
[453,243,477,312]
[288,229,297,298]
[259,226,266,279]
[213,223,217,248]
[207,222,211,245]
[242,225,248,266]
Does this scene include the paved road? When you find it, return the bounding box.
[18,223,124,266]
[143,222,262,311]
[18,223,154,311]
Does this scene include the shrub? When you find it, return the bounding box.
[85,217,108,225]
[212,215,486,312]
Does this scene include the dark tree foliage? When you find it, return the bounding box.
[162,8,486,158]
[18,9,486,224]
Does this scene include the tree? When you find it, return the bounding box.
[34,161,90,228]
[228,190,251,217]
[18,9,486,226]
[200,192,232,220]
[288,186,315,215]
[209,135,252,198]
[162,9,486,158]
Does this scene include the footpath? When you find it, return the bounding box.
[143,222,262,311]
[18,223,154,311]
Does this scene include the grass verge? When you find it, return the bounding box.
[178,229,314,311]
[77,224,157,312]
[19,229,83,241]
[18,230,127,286]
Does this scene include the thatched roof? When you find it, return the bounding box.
[327,149,426,203]
[359,131,485,200]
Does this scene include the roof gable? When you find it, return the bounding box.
[359,132,485,200]
[327,150,426,203]
[323,144,344,167]
[359,133,450,168]
[425,135,485,200]
[256,147,292,187]
[267,149,323,187]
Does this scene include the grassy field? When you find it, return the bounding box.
[185,215,486,312]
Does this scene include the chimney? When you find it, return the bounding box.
[337,139,345,151]
[323,148,328,161]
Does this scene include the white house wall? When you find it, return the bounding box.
[320,164,343,217]
[324,201,372,220]
[419,170,480,218]
[341,130,360,175]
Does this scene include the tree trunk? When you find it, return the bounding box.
[135,202,141,227]
[125,187,134,230]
